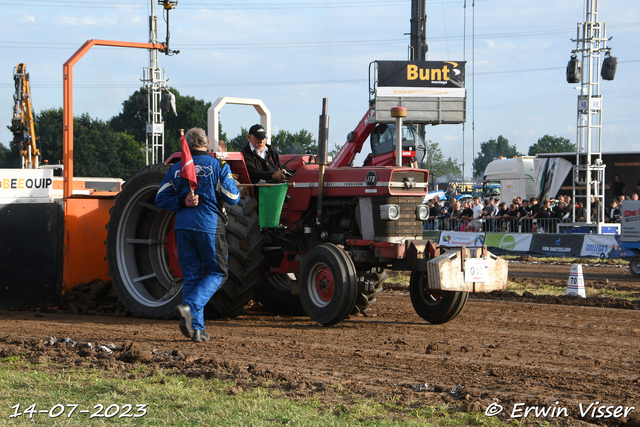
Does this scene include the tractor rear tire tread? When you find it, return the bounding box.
[106,163,264,320]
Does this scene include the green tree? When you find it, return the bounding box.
[36,108,64,166]
[226,128,318,156]
[271,129,317,155]
[422,140,463,181]
[35,108,145,179]
[473,135,522,178]
[226,127,248,152]
[527,134,575,156]
[0,143,20,168]
[327,142,341,160]
[110,87,212,159]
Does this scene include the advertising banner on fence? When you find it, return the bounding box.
[484,233,533,252]
[422,231,441,241]
[439,231,485,247]
[530,234,583,257]
[580,234,621,258]
[376,60,466,98]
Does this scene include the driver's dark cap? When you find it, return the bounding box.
[249,124,267,139]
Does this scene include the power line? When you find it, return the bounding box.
[0,60,636,90]
[0,78,367,89]
[0,0,409,10]
[1,23,636,51]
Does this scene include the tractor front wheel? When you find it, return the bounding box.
[409,270,468,324]
[299,243,357,326]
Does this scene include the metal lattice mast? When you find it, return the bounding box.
[409,0,428,143]
[143,1,167,165]
[571,0,611,230]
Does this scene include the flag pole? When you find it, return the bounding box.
[180,128,195,199]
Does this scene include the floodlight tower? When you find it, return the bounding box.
[566,0,617,233]
[142,1,175,165]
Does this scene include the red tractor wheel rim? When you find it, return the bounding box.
[429,289,444,302]
[315,268,334,302]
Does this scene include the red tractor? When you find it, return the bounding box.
[106,99,508,326]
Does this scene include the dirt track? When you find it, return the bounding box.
[1,261,640,425]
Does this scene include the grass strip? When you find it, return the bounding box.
[0,358,529,426]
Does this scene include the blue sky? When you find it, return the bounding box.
[1,0,638,178]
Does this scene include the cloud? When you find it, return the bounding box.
[19,15,35,23]
[57,15,97,26]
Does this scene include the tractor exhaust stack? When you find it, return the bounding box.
[316,98,329,225]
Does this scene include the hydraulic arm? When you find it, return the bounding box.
[7,63,39,169]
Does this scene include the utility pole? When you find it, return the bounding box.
[409,0,428,141]
[142,0,168,165]
[567,0,616,233]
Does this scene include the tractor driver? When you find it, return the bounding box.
[241,124,288,184]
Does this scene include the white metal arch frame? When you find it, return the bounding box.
[207,97,271,152]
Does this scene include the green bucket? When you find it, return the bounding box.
[258,184,289,228]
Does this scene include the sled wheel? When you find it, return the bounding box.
[409,270,468,324]
[299,243,357,326]
[631,255,640,277]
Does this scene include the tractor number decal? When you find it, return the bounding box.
[365,171,378,187]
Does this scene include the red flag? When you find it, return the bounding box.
[178,135,198,191]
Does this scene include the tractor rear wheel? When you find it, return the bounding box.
[106,163,263,319]
[299,243,358,326]
[409,270,468,324]
[631,255,640,277]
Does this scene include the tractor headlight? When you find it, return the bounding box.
[380,204,400,220]
[416,205,429,220]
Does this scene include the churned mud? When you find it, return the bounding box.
[1,261,639,425]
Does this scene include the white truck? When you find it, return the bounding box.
[482,156,536,203]
[482,155,573,203]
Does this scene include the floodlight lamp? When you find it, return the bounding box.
[136,93,148,113]
[160,89,177,115]
[566,54,581,84]
[601,52,618,81]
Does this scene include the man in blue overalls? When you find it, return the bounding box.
[155,128,240,342]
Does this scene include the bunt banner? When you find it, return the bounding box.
[376,60,466,98]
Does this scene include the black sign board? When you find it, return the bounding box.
[377,60,466,89]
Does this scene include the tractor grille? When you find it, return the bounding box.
[390,171,428,192]
[371,196,423,238]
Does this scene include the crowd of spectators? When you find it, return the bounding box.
[423,191,640,233]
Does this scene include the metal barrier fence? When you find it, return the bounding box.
[422,217,565,233]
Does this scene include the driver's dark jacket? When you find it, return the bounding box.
[240,143,283,184]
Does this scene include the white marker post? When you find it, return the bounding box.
[566,264,586,298]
